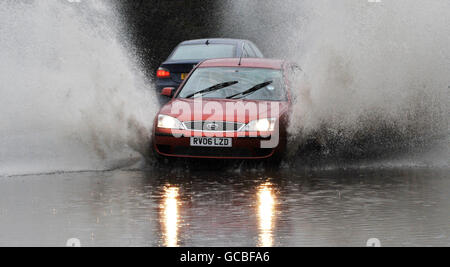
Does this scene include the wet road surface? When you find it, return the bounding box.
[0,168,449,247]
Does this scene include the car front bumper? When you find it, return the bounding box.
[153,129,283,159]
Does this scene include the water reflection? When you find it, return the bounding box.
[0,169,448,246]
[257,182,276,247]
[161,186,180,247]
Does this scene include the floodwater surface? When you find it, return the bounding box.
[0,168,449,247]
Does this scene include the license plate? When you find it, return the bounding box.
[190,137,232,147]
[181,73,188,80]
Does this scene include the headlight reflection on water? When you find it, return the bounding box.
[161,186,180,247]
[257,182,276,247]
[160,182,277,247]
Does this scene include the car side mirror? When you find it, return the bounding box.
[161,87,175,98]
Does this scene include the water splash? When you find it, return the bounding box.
[223,0,449,167]
[0,0,158,176]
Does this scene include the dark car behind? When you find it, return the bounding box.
[155,38,264,94]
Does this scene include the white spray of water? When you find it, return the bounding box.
[224,0,449,166]
[0,0,158,176]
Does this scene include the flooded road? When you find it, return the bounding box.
[0,0,448,248]
[0,168,448,247]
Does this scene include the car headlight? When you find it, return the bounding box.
[242,118,277,132]
[157,115,185,130]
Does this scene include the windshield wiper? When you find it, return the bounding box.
[185,81,239,99]
[226,81,273,99]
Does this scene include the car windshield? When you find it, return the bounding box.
[177,67,287,101]
[169,44,236,61]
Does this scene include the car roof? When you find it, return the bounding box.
[179,38,250,46]
[198,58,285,70]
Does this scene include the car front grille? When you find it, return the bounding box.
[183,121,245,132]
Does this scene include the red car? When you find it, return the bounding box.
[152,58,293,162]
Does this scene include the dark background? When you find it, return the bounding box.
[116,0,297,77]
[117,0,227,76]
